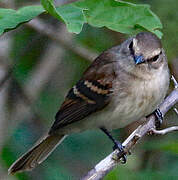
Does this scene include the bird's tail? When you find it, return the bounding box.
[8,134,66,174]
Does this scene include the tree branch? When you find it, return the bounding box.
[27,18,98,62]
[150,126,178,135]
[0,67,12,90]
[81,77,178,180]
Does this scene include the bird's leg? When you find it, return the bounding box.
[154,108,163,128]
[100,127,127,163]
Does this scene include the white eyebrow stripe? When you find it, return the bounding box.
[152,48,161,57]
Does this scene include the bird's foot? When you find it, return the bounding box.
[154,108,163,128]
[113,141,127,164]
[100,127,127,163]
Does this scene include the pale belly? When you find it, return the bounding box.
[59,68,169,134]
[82,83,166,130]
[104,73,169,130]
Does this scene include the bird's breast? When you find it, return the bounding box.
[107,67,169,129]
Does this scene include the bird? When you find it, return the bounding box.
[8,32,170,174]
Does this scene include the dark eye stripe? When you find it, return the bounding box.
[148,52,161,62]
[129,41,134,56]
[151,55,159,62]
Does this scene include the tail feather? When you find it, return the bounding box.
[8,134,66,174]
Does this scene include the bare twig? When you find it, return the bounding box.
[0,67,12,90]
[8,42,65,129]
[174,108,178,115]
[171,75,178,89]
[0,64,9,151]
[27,18,98,62]
[24,42,64,100]
[1,1,98,61]
[150,126,178,135]
[82,79,178,180]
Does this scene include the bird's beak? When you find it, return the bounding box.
[134,55,145,65]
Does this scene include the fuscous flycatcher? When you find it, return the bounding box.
[8,32,170,174]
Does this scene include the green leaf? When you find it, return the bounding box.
[0,0,163,37]
[56,4,87,34]
[74,0,162,36]
[0,6,44,35]
[42,0,162,37]
[40,0,63,20]
[41,0,86,33]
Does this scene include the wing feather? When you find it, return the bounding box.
[49,50,117,133]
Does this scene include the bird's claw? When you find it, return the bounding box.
[154,108,163,128]
[113,141,127,164]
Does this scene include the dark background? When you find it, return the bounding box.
[0,0,177,179]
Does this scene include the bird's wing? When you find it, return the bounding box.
[49,51,117,133]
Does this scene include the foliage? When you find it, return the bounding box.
[0,0,162,37]
[0,0,178,180]
[0,6,44,35]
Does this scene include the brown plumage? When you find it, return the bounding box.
[8,134,66,174]
[8,32,170,174]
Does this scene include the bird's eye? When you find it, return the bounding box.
[148,51,162,62]
[129,41,134,55]
[150,55,159,62]
[129,41,133,49]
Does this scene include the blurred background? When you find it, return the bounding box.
[0,0,178,179]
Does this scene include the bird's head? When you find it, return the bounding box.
[129,32,165,69]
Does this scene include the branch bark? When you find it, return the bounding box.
[150,126,178,135]
[82,79,178,180]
